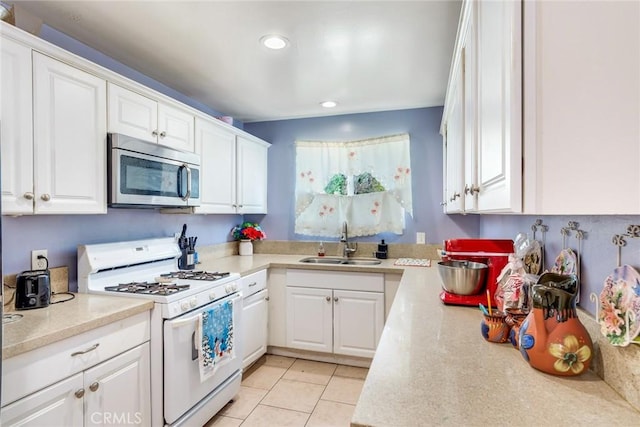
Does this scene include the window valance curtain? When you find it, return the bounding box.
[294,133,412,238]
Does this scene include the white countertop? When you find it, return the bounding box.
[200,253,639,424]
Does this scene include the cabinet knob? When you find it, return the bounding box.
[465,184,480,195]
[75,389,85,399]
[265,296,270,301]
[89,382,100,392]
[333,297,339,303]
[40,194,51,202]
[160,131,167,138]
[23,192,34,200]
[152,130,159,137]
[325,296,331,302]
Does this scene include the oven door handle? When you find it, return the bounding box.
[171,313,200,329]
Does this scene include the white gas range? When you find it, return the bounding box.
[78,237,243,427]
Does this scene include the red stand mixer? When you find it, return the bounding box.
[440,239,514,306]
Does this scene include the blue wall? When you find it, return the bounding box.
[481,215,640,316]
[245,107,480,244]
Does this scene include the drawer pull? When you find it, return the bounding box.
[71,343,100,357]
[89,382,100,392]
[75,389,85,399]
[248,282,257,287]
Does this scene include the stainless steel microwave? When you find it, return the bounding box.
[108,133,200,208]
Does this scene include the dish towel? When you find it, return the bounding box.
[196,300,235,382]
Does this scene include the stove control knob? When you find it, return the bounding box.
[190,298,197,308]
[180,301,190,311]
[225,285,231,293]
[209,291,216,300]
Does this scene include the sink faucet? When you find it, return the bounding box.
[339,221,357,258]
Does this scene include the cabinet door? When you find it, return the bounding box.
[84,342,151,427]
[333,290,384,358]
[1,36,33,215]
[33,52,107,214]
[194,117,237,213]
[462,2,479,212]
[476,0,522,212]
[157,103,194,152]
[236,136,269,214]
[286,286,332,353]
[107,83,157,143]
[242,289,269,369]
[1,373,83,427]
[523,1,640,214]
[444,64,464,213]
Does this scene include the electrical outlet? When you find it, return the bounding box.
[416,232,426,245]
[31,249,48,270]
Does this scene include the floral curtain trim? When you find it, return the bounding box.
[295,133,412,237]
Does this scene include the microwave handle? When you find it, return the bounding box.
[180,164,192,201]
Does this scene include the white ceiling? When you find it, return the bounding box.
[11,1,462,123]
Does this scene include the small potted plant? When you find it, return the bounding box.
[231,222,266,255]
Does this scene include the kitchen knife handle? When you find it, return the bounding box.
[71,343,100,357]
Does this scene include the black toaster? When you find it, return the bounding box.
[15,269,51,310]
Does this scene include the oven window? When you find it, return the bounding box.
[120,155,199,198]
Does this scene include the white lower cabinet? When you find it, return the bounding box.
[1,312,151,427]
[241,269,269,369]
[83,343,150,426]
[285,269,385,358]
[1,374,84,426]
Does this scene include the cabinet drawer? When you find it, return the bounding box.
[241,269,267,295]
[2,311,150,406]
[286,269,384,292]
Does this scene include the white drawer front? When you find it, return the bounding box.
[241,269,267,295]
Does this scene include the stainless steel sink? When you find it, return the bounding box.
[299,256,382,265]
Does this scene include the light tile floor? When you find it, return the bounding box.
[205,355,368,427]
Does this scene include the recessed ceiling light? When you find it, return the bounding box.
[260,34,289,50]
[321,101,338,108]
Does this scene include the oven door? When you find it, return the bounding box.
[163,293,242,425]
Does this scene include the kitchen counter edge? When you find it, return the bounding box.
[3,294,154,360]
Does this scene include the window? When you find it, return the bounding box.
[295,133,412,237]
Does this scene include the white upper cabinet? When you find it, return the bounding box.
[444,0,638,215]
[194,117,270,214]
[522,0,640,214]
[236,135,269,214]
[194,117,237,214]
[442,0,522,214]
[443,60,464,213]
[108,83,195,152]
[1,36,33,215]
[1,44,107,216]
[33,53,107,215]
[475,0,522,212]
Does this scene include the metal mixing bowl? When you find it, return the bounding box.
[437,260,488,295]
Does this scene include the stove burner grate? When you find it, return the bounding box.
[160,271,231,281]
[105,281,190,295]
